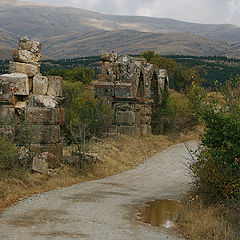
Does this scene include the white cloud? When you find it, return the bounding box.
[19,0,240,25]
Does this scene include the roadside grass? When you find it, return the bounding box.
[0,127,200,213]
[176,194,240,240]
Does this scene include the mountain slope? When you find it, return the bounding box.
[0,1,240,59]
[41,30,235,59]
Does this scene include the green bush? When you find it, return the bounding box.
[190,79,240,200]
[46,67,95,84]
[0,135,18,172]
[62,81,113,149]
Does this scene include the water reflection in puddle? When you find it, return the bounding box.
[136,200,181,228]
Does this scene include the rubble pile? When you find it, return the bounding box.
[95,53,169,135]
[0,37,64,174]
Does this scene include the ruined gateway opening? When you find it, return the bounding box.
[137,72,144,98]
[151,72,160,135]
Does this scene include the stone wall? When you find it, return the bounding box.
[0,37,64,173]
[95,53,169,136]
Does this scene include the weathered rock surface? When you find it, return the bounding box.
[18,36,41,54]
[33,75,48,95]
[0,73,29,95]
[28,95,59,109]
[0,37,64,172]
[95,52,169,135]
[47,76,63,97]
[9,61,39,77]
[13,50,41,65]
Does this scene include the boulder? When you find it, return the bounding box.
[32,152,60,174]
[18,36,41,53]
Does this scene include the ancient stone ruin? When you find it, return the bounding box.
[95,53,169,136]
[0,37,64,174]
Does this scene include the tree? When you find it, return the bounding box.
[46,67,95,84]
[189,78,240,200]
[62,81,113,151]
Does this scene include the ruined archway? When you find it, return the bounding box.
[137,72,144,99]
[150,72,160,134]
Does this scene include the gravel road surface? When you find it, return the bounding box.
[0,141,198,240]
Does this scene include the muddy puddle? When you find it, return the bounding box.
[136,200,181,228]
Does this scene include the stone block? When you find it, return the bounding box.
[114,83,134,99]
[116,111,135,125]
[118,125,135,135]
[30,124,61,144]
[32,152,49,174]
[141,115,151,124]
[18,36,42,53]
[33,75,48,95]
[30,143,63,160]
[47,76,63,97]
[13,49,41,64]
[0,93,15,105]
[139,124,150,136]
[25,107,64,124]
[0,105,15,118]
[28,95,58,109]
[94,82,114,97]
[100,53,118,62]
[115,102,134,111]
[32,152,60,174]
[0,73,29,95]
[9,61,39,77]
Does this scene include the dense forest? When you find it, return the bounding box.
[1,55,240,88]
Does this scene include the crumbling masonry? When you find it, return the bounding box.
[95,53,169,136]
[0,37,64,173]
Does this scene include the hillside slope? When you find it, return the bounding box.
[41,30,236,59]
[0,1,240,59]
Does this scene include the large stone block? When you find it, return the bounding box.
[47,76,63,97]
[0,73,29,96]
[139,124,151,136]
[13,50,41,64]
[32,152,60,174]
[118,125,135,135]
[116,111,135,125]
[115,102,134,111]
[25,107,64,124]
[114,83,134,99]
[30,143,63,160]
[100,53,118,62]
[94,82,114,97]
[18,36,42,54]
[33,75,48,95]
[28,95,58,109]
[0,105,15,118]
[30,124,61,144]
[9,61,39,77]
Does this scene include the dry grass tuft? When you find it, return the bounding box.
[176,195,240,240]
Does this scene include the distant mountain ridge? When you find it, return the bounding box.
[0,0,240,59]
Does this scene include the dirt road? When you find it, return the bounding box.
[0,141,198,240]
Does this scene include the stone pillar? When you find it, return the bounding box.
[0,37,64,174]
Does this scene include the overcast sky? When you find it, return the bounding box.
[20,0,240,26]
